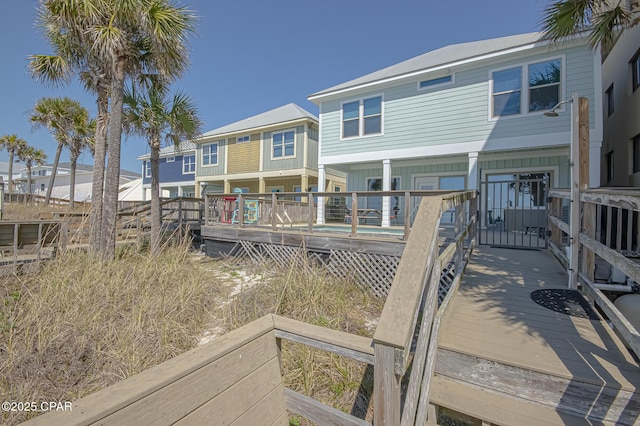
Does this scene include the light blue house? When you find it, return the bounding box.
[308,32,603,226]
[137,141,197,200]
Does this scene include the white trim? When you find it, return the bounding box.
[182,153,196,175]
[320,131,582,165]
[417,74,455,91]
[201,141,219,167]
[488,55,566,121]
[270,128,297,160]
[308,36,588,102]
[340,94,384,141]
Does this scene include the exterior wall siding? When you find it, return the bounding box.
[319,45,596,158]
[479,154,570,187]
[262,125,305,171]
[142,155,195,185]
[197,140,226,177]
[227,134,261,174]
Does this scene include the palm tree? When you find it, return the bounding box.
[541,0,640,49]
[123,81,202,254]
[0,135,28,193]
[32,0,197,259]
[30,97,87,204]
[16,146,47,196]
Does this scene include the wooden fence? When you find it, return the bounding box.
[0,220,67,271]
[22,190,477,425]
[548,187,640,360]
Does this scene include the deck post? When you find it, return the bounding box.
[307,193,314,234]
[568,93,581,289]
[204,194,210,225]
[13,223,18,271]
[271,193,277,231]
[37,222,43,263]
[404,191,411,241]
[373,343,401,426]
[351,193,358,236]
[455,204,464,269]
[238,194,244,228]
[582,202,596,282]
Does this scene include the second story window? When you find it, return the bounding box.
[144,161,151,178]
[237,135,250,143]
[183,154,195,174]
[202,142,218,166]
[528,59,561,112]
[606,84,614,116]
[272,130,295,158]
[341,96,383,139]
[492,67,522,117]
[632,48,640,92]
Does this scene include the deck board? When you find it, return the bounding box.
[437,246,640,421]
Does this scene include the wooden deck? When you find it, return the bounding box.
[434,246,640,425]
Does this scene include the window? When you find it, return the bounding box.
[606,151,614,183]
[491,58,562,118]
[144,161,151,178]
[632,49,640,92]
[492,67,522,116]
[528,59,561,112]
[183,154,195,174]
[272,130,295,158]
[237,135,250,143]
[606,84,614,116]
[165,156,175,163]
[341,96,383,138]
[418,75,453,89]
[634,135,640,173]
[202,142,218,166]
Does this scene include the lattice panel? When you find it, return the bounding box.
[226,239,401,297]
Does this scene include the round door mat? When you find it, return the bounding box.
[530,289,600,320]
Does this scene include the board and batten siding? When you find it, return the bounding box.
[319,44,596,158]
[262,125,305,171]
[196,140,226,177]
[227,134,261,174]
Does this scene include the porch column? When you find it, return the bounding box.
[224,179,230,194]
[468,152,479,190]
[317,165,326,225]
[259,177,266,194]
[178,186,183,197]
[381,159,391,227]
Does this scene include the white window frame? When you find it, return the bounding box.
[165,156,175,163]
[144,161,151,178]
[417,74,454,91]
[488,55,565,121]
[182,154,196,175]
[237,135,250,143]
[202,142,219,166]
[271,129,296,160]
[340,94,384,140]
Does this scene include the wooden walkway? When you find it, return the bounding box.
[434,246,640,425]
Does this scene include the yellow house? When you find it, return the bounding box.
[195,103,345,196]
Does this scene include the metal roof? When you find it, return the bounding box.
[308,32,571,100]
[137,140,196,160]
[200,103,317,139]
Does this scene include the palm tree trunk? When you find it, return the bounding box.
[101,58,126,260]
[89,88,109,255]
[7,151,14,193]
[27,165,32,195]
[69,152,78,210]
[45,142,63,204]
[150,138,161,255]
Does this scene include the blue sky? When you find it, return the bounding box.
[0,0,548,174]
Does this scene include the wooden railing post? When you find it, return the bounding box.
[203,194,210,225]
[238,194,244,228]
[550,197,562,248]
[271,193,277,231]
[178,198,183,228]
[351,193,358,236]
[454,204,463,270]
[470,194,478,243]
[582,201,596,282]
[374,343,401,426]
[404,191,411,241]
[308,193,314,234]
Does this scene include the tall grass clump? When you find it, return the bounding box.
[224,252,385,422]
[0,243,221,425]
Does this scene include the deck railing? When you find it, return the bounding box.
[204,190,464,241]
[548,187,640,359]
[0,220,67,271]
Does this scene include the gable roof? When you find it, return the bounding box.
[200,103,317,139]
[308,32,580,100]
[137,140,196,160]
